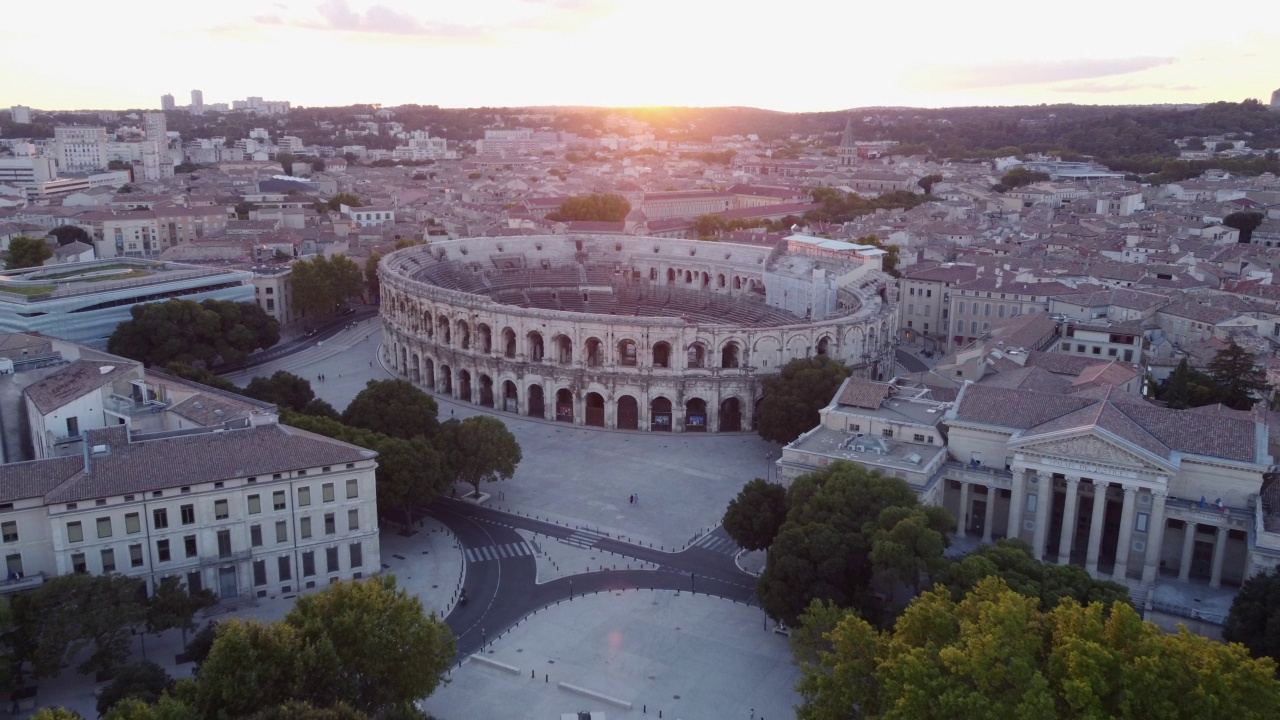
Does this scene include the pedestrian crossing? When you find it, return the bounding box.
[559,529,606,549]
[693,533,740,556]
[463,542,534,563]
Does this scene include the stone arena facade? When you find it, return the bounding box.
[379,234,896,433]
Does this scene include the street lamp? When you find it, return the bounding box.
[765,451,773,482]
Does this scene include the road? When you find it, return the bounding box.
[896,347,929,373]
[430,500,758,658]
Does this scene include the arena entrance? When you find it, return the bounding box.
[479,374,494,408]
[528,385,545,419]
[651,397,672,431]
[458,370,472,403]
[440,366,453,394]
[719,397,742,432]
[424,359,435,389]
[585,392,605,427]
[685,398,707,432]
[555,389,574,422]
[617,395,639,430]
[502,380,518,413]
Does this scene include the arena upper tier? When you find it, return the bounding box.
[379,234,897,433]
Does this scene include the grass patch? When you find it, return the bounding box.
[0,284,55,296]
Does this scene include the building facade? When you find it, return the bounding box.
[54,127,109,171]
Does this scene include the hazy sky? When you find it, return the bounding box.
[5,0,1278,112]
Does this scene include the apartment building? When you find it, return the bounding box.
[898,264,979,351]
[947,276,1078,351]
[54,127,109,171]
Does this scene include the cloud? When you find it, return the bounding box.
[913,56,1176,90]
[253,0,489,39]
[1054,81,1199,94]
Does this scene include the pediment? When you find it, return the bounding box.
[1016,433,1169,471]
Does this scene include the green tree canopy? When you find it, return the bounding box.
[794,577,1280,720]
[937,538,1131,610]
[363,252,382,301]
[757,356,850,444]
[25,573,147,678]
[1224,211,1265,243]
[96,661,174,717]
[998,167,1052,191]
[1207,339,1267,410]
[325,193,362,211]
[341,379,439,440]
[436,416,522,498]
[48,225,91,246]
[5,236,53,270]
[146,577,216,646]
[194,619,313,718]
[107,299,280,368]
[722,478,788,551]
[1157,356,1218,409]
[244,371,316,412]
[277,153,296,176]
[545,193,631,222]
[311,159,326,173]
[289,255,365,322]
[917,173,944,194]
[1223,569,1280,666]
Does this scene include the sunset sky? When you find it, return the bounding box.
[5,0,1278,112]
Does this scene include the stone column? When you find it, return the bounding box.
[1008,469,1026,542]
[956,481,969,536]
[1210,525,1229,589]
[1112,486,1137,580]
[1032,473,1052,561]
[1141,492,1168,585]
[982,486,996,544]
[1085,481,1109,575]
[1057,477,1080,565]
[1178,521,1198,581]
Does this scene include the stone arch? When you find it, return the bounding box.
[719,397,742,432]
[439,365,453,394]
[717,273,726,288]
[816,334,832,356]
[410,352,421,384]
[616,395,639,430]
[479,374,494,407]
[585,337,604,367]
[667,268,676,284]
[721,340,741,369]
[686,342,707,369]
[436,314,451,345]
[554,334,573,364]
[684,270,693,284]
[585,392,605,427]
[528,331,545,362]
[618,339,638,367]
[501,379,518,412]
[733,276,742,290]
[652,341,671,368]
[477,323,492,354]
[685,397,707,432]
[649,267,658,281]
[701,271,710,288]
[424,358,436,389]
[527,384,545,418]
[554,388,574,422]
[458,369,472,402]
[650,396,673,431]
[421,310,432,336]
[501,327,517,358]
[399,346,407,374]
[785,334,809,361]
[456,320,471,350]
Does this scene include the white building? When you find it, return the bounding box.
[343,204,395,227]
[54,127,109,171]
[190,89,204,116]
[142,113,174,179]
[0,156,58,185]
[160,94,175,111]
[10,106,31,124]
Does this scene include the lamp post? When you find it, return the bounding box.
[765,451,773,482]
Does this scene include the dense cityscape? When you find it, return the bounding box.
[4,62,1280,720]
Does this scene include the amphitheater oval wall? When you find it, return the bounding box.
[379,235,897,433]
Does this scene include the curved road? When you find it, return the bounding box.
[896,347,928,373]
[430,500,759,658]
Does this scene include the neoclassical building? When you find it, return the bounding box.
[379,234,898,432]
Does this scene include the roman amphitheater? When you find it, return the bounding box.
[379,234,897,433]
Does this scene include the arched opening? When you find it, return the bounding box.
[502,327,516,358]
[685,398,708,432]
[458,370,472,403]
[528,384,545,418]
[555,389,574,423]
[667,268,676,284]
[422,311,433,337]
[687,343,706,369]
[479,374,494,407]
[653,342,671,368]
[684,270,692,284]
[719,397,742,432]
[816,336,830,356]
[398,346,406,373]
[424,358,436,389]
[502,380,518,412]
[649,267,658,281]
[701,272,710,288]
[618,339,638,367]
[477,323,492,354]
[585,337,604,367]
[410,353,421,383]
[752,396,763,431]
[717,273,726,288]
[440,365,453,394]
[437,315,451,345]
[650,397,672,431]
[616,395,639,430]
[457,320,471,350]
[733,276,742,290]
[721,341,740,368]
[528,331,544,362]
[555,335,573,364]
[585,392,605,427]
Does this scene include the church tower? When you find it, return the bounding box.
[837,116,857,167]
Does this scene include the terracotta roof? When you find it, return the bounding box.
[0,456,82,503]
[23,360,142,415]
[836,378,892,409]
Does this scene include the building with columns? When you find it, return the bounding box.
[780,377,1280,602]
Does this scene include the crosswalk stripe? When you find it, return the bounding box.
[463,542,534,563]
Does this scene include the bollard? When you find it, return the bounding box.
[532,670,535,679]
[545,674,549,683]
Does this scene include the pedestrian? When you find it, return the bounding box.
[629,494,634,505]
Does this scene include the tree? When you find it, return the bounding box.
[300,398,341,421]
[48,225,90,246]
[311,159,326,173]
[107,299,280,367]
[103,694,199,720]
[722,478,788,551]
[1224,569,1280,666]
[325,193,362,212]
[5,236,53,270]
[545,193,631,222]
[794,577,1280,720]
[96,661,174,717]
[284,576,455,714]
[917,173,943,194]
[757,356,850,444]
[364,253,383,301]
[1207,339,1267,410]
[277,153,296,176]
[244,371,316,412]
[247,702,367,720]
[161,362,241,393]
[289,255,365,321]
[1184,137,1206,150]
[435,416,522,499]
[998,167,1051,190]
[1158,356,1218,409]
[374,437,449,527]
[234,201,258,220]
[937,538,1131,610]
[28,574,147,678]
[342,379,439,439]
[30,709,83,720]
[1224,211,1265,243]
[146,577,216,647]
[867,505,952,594]
[194,619,313,718]
[184,621,219,671]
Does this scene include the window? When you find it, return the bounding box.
[1,521,16,543]
[187,572,202,594]
[217,529,232,558]
[1092,346,1101,355]
[302,551,315,577]
[185,535,198,558]
[66,416,79,437]
[908,303,915,314]
[346,479,358,499]
[349,542,363,568]
[278,556,292,581]
[71,553,87,573]
[153,509,168,529]
[326,547,339,574]
[253,560,267,587]
[214,500,229,520]
[958,301,966,314]
[300,517,312,540]
[998,305,1005,318]
[125,513,141,534]
[1135,512,1149,533]
[348,509,359,532]
[248,494,261,514]
[276,521,288,543]
[250,524,263,547]
[6,554,23,578]
[129,544,143,568]
[1123,349,1133,362]
[298,487,311,507]
[322,483,335,503]
[882,428,893,438]
[1076,344,1086,353]
[180,504,195,525]
[273,491,286,511]
[67,521,84,543]
[101,549,116,572]
[96,517,112,539]
[913,433,927,442]
[983,304,991,317]
[324,513,335,535]
[157,539,170,562]
[1107,348,1117,357]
